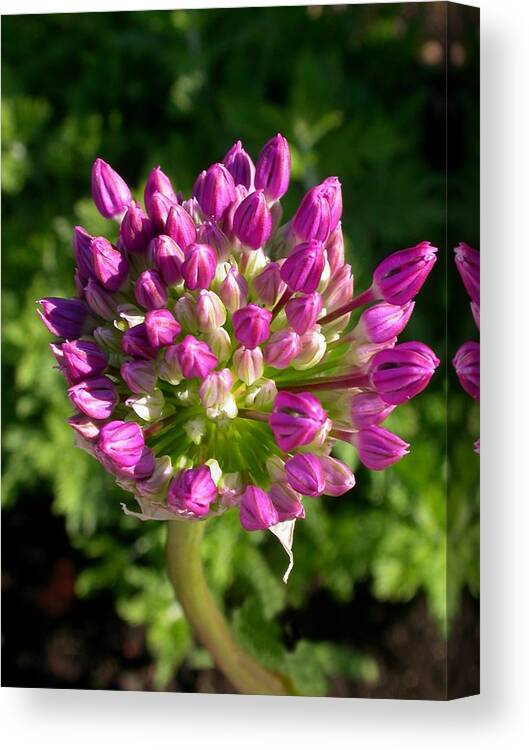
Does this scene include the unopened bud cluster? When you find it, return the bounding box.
[39,135,439,532]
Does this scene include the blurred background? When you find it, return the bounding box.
[2,2,479,697]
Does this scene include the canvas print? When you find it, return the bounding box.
[1,2,479,699]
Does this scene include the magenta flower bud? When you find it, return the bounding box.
[293,186,332,243]
[90,236,129,292]
[253,261,287,306]
[199,368,233,408]
[73,226,94,282]
[62,339,108,383]
[38,297,89,339]
[197,220,230,261]
[114,446,155,481]
[280,241,325,294]
[285,453,325,496]
[195,290,226,332]
[144,166,177,216]
[353,426,409,470]
[84,278,117,320]
[285,293,323,335]
[68,375,117,420]
[120,201,152,254]
[322,263,353,312]
[148,192,176,233]
[325,222,345,273]
[320,177,342,233]
[221,184,248,240]
[98,420,145,469]
[219,266,248,312]
[91,157,132,219]
[270,391,327,451]
[239,485,279,531]
[174,335,218,379]
[269,483,305,521]
[370,341,440,405]
[134,269,168,310]
[232,303,272,349]
[372,241,438,305]
[167,465,217,517]
[121,323,157,360]
[181,243,217,291]
[148,235,185,286]
[264,328,302,369]
[454,242,480,305]
[197,163,236,220]
[233,346,264,386]
[319,455,356,497]
[121,359,158,394]
[192,169,206,203]
[356,301,415,344]
[144,309,181,348]
[232,189,272,250]
[254,133,291,201]
[67,414,101,442]
[165,204,197,250]
[349,391,396,429]
[453,341,480,401]
[223,140,255,190]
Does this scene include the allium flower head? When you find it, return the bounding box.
[39,137,438,576]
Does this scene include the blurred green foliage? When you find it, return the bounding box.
[1,5,479,693]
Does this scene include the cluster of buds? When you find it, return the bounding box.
[39,135,439,550]
[453,242,480,454]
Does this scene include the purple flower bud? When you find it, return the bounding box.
[174,335,218,379]
[454,242,480,305]
[320,177,342,233]
[167,465,217,517]
[232,303,272,349]
[144,166,177,216]
[84,278,118,320]
[68,414,101,442]
[223,140,255,190]
[253,261,287,307]
[285,293,323,335]
[192,170,206,203]
[120,201,153,254]
[352,426,409,470]
[38,297,90,339]
[453,341,480,401]
[181,243,217,291]
[221,184,248,241]
[134,269,168,310]
[370,341,439,405]
[293,186,332,243]
[165,204,197,250]
[73,226,94,282]
[113,446,155,481]
[148,192,176,233]
[254,133,291,201]
[372,242,438,305]
[325,222,345,273]
[264,328,302,369]
[280,241,325,294]
[144,309,181,348]
[270,391,327,451]
[90,236,129,292]
[91,157,132,219]
[199,368,233,408]
[197,220,230,261]
[285,453,325,496]
[197,163,236,220]
[233,190,272,250]
[62,339,108,383]
[269,483,305,521]
[98,420,145,469]
[239,485,279,531]
[219,266,248,312]
[233,346,264,386]
[319,455,356,497]
[356,301,415,344]
[121,323,157,360]
[148,235,185,286]
[349,391,396,429]
[121,359,158,394]
[68,375,117,420]
[195,290,227,332]
[322,263,353,312]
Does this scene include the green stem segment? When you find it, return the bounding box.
[165,519,292,695]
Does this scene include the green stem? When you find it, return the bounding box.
[165,519,292,695]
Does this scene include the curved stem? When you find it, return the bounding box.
[165,519,292,695]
